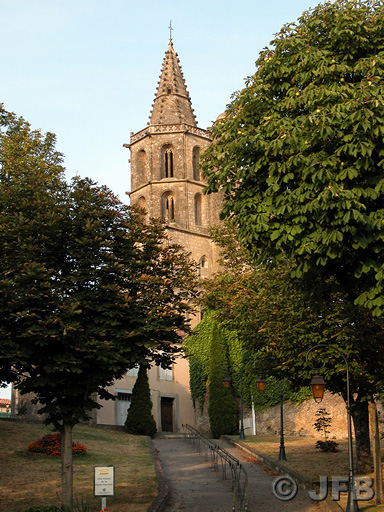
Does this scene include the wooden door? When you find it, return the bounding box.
[161,397,174,432]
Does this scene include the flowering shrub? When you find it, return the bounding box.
[27,433,87,456]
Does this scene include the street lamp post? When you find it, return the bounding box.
[306,344,359,512]
[223,362,245,440]
[256,375,287,462]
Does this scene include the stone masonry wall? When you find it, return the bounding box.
[193,392,384,440]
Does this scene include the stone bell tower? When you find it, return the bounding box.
[124,36,221,310]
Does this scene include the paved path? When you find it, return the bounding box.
[152,436,325,512]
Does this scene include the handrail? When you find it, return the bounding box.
[183,424,248,512]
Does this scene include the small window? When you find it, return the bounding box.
[159,365,173,381]
[194,193,202,225]
[198,256,209,279]
[117,392,132,402]
[193,147,200,181]
[126,366,139,377]
[167,88,172,94]
[199,256,208,269]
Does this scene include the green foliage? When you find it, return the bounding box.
[313,408,339,454]
[125,365,157,437]
[201,0,384,316]
[201,221,383,471]
[184,313,213,411]
[208,322,238,438]
[185,308,312,414]
[0,105,198,430]
[252,377,311,411]
[315,440,339,453]
[203,223,384,406]
[0,105,198,507]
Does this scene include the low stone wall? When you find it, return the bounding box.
[195,392,384,440]
[251,393,349,439]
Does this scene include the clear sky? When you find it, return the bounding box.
[0,0,317,399]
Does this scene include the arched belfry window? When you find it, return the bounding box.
[136,196,147,216]
[198,255,209,279]
[199,256,208,268]
[161,192,175,222]
[162,145,174,178]
[194,193,202,225]
[193,147,201,181]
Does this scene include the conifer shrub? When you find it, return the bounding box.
[313,408,339,452]
[208,322,238,438]
[125,364,157,437]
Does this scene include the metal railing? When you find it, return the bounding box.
[182,424,248,512]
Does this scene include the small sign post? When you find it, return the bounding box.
[94,466,115,511]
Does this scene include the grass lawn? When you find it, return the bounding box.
[0,420,158,512]
[240,435,384,512]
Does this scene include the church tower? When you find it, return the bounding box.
[124,36,221,307]
[94,35,224,432]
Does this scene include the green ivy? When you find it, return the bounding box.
[208,321,238,438]
[184,310,311,413]
[252,376,312,411]
[184,312,213,411]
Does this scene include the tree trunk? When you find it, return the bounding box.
[351,397,372,474]
[61,423,73,511]
[369,401,384,504]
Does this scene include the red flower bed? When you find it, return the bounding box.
[28,433,87,456]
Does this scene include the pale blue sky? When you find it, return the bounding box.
[0,0,318,398]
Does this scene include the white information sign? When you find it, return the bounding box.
[94,466,115,497]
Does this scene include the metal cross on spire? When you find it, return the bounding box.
[168,20,173,42]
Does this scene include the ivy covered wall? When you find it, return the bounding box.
[184,310,311,426]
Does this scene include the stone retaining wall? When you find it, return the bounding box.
[195,392,384,439]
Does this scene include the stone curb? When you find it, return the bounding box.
[146,437,170,512]
[222,436,343,512]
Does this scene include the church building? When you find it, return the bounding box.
[97,36,221,431]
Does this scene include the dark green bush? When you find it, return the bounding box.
[315,440,339,452]
[125,364,157,437]
[208,322,238,438]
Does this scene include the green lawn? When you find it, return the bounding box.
[0,420,158,512]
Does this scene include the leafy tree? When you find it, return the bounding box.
[0,105,65,386]
[201,222,384,472]
[0,105,198,510]
[201,0,384,316]
[208,321,238,438]
[125,365,157,437]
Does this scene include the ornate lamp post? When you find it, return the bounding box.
[223,362,245,440]
[256,375,287,462]
[306,344,359,512]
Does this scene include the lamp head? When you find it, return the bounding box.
[223,374,231,389]
[309,372,325,403]
[256,375,267,392]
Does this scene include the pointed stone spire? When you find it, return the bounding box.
[149,40,197,127]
